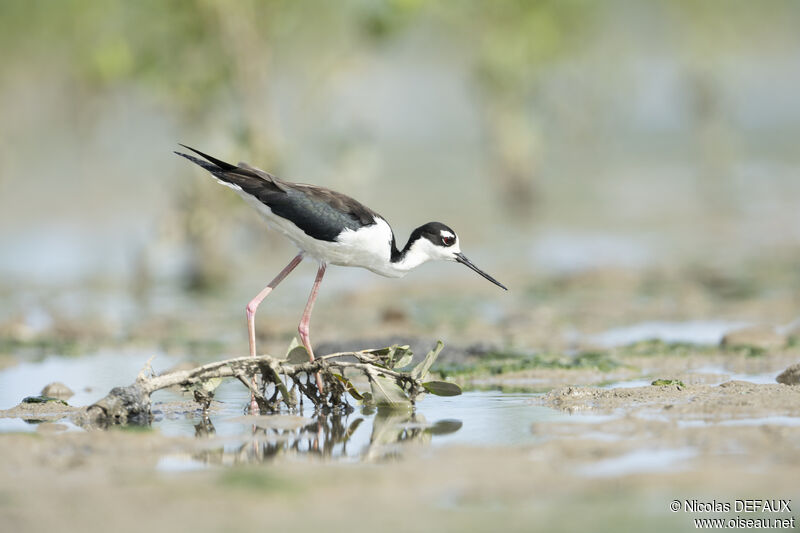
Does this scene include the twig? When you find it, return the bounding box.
[84,344,442,425]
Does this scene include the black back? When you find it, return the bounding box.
[176,146,381,242]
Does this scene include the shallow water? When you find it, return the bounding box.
[148,388,568,469]
[688,365,779,385]
[3,349,794,476]
[674,416,800,429]
[152,385,561,446]
[574,447,697,477]
[590,320,750,347]
[0,350,181,409]
[0,352,564,465]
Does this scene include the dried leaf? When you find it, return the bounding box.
[392,349,413,369]
[269,367,293,406]
[374,345,397,368]
[366,345,411,368]
[333,373,364,400]
[199,377,223,393]
[411,341,444,380]
[370,374,411,408]
[183,376,222,395]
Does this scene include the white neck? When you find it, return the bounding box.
[390,241,435,274]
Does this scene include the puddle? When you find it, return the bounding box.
[591,320,749,347]
[149,389,562,466]
[0,417,83,433]
[0,352,566,465]
[674,416,800,429]
[148,384,561,444]
[575,447,697,477]
[717,416,800,427]
[603,367,780,390]
[0,350,182,408]
[558,413,623,424]
[0,417,50,432]
[603,379,653,389]
[151,390,564,466]
[156,455,209,473]
[688,365,778,385]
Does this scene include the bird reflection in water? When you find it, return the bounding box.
[192,408,463,464]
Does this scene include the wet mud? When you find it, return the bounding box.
[2,265,800,531]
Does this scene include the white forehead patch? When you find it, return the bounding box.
[441,230,455,239]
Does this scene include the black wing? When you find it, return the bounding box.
[175,145,381,242]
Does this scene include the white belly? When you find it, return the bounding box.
[239,191,403,278]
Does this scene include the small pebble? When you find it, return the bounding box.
[720,325,785,351]
[41,382,74,399]
[776,362,800,385]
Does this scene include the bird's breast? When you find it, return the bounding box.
[328,218,396,273]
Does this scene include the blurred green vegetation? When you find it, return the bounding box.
[1,0,603,289]
[2,0,799,295]
[436,349,622,379]
[0,0,594,150]
[3,0,798,171]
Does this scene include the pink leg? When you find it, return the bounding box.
[246,253,304,413]
[298,262,326,393]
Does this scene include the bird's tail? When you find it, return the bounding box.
[175,144,287,194]
[174,144,239,174]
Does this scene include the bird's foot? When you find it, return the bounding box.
[249,394,260,415]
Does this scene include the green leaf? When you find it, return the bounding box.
[651,379,685,387]
[411,341,444,380]
[421,381,462,396]
[285,337,301,355]
[22,396,68,405]
[276,337,309,364]
[333,373,364,400]
[286,344,310,365]
[369,375,411,408]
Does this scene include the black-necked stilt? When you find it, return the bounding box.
[175,145,506,404]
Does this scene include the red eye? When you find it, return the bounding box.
[442,235,455,246]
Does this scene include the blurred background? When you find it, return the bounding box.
[2,0,800,356]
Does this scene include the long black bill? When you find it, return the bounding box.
[455,253,508,291]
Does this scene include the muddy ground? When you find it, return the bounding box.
[2,263,800,532]
[2,370,799,532]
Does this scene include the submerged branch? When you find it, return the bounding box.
[84,341,454,425]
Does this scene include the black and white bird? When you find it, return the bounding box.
[175,145,507,402]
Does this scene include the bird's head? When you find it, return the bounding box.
[405,222,507,290]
